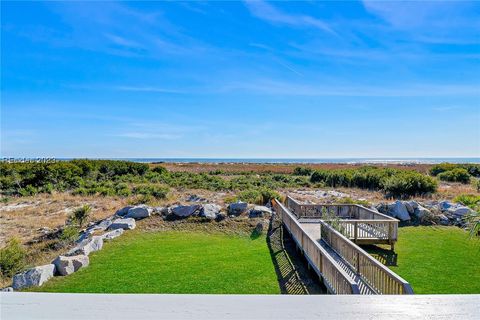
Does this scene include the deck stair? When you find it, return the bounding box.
[272,197,413,295]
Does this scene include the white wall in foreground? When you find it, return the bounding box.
[1,293,479,320]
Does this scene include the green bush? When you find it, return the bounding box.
[430,163,480,178]
[293,167,313,176]
[0,238,27,278]
[430,163,458,176]
[237,189,262,204]
[132,185,169,199]
[383,171,437,198]
[237,188,280,205]
[59,225,80,243]
[454,194,480,211]
[438,168,471,184]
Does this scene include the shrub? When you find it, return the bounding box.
[132,185,169,199]
[71,205,92,227]
[18,185,38,197]
[454,194,480,211]
[152,166,168,175]
[437,168,471,184]
[59,225,80,243]
[293,167,313,176]
[476,179,480,192]
[237,189,262,204]
[237,188,281,205]
[0,238,27,278]
[382,171,437,198]
[430,163,458,176]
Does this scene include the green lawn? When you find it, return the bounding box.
[32,230,280,294]
[367,226,480,294]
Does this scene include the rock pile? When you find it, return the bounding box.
[376,200,473,225]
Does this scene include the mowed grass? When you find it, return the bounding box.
[367,226,480,294]
[31,230,280,294]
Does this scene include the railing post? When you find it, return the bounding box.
[354,221,358,243]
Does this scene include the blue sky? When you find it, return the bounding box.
[1,1,479,158]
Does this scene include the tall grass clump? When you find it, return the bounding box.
[71,205,92,227]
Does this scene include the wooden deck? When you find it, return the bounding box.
[288,196,399,248]
[273,198,413,295]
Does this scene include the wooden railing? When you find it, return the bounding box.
[335,220,398,242]
[286,196,398,243]
[272,199,360,295]
[320,221,413,295]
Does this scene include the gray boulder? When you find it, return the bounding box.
[68,236,103,256]
[438,214,450,225]
[53,255,89,276]
[448,205,473,217]
[109,218,136,230]
[77,219,113,243]
[101,229,124,241]
[200,204,221,220]
[412,205,431,220]
[1,287,13,292]
[388,201,411,221]
[172,205,201,218]
[438,201,453,211]
[228,202,248,216]
[125,205,152,220]
[249,206,272,218]
[404,201,415,214]
[12,264,55,290]
[115,206,133,217]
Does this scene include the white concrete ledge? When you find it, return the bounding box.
[1,293,479,320]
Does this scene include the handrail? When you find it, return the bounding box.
[286,195,397,221]
[272,199,360,295]
[286,195,398,243]
[319,220,413,295]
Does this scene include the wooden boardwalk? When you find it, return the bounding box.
[272,198,413,295]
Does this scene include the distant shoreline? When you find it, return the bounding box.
[54,157,480,165]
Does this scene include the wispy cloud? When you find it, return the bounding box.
[114,132,181,140]
[244,0,336,35]
[218,80,480,97]
[113,86,187,94]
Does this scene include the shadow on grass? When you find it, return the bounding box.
[266,213,327,295]
[362,244,398,266]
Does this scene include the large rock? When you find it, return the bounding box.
[404,201,417,215]
[53,255,89,276]
[77,219,113,243]
[68,236,103,256]
[12,264,55,290]
[412,205,431,220]
[109,218,136,230]
[200,204,221,220]
[228,202,248,216]
[101,228,124,241]
[438,201,453,211]
[116,206,133,217]
[448,205,473,217]
[125,205,152,220]
[388,201,411,221]
[171,205,201,218]
[249,206,272,218]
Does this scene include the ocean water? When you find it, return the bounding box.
[104,158,480,164]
